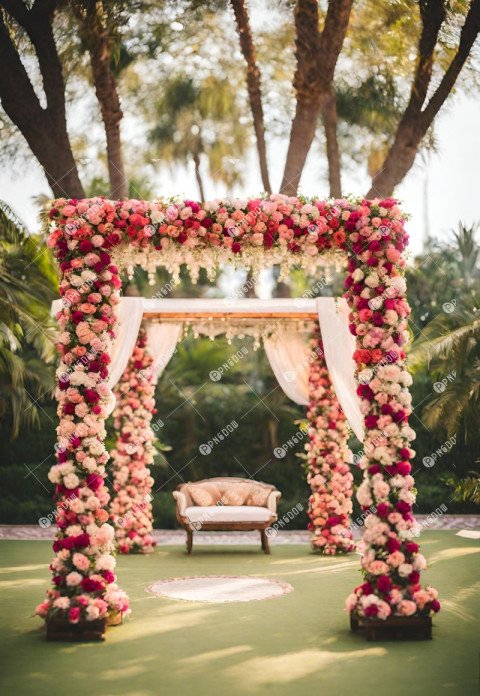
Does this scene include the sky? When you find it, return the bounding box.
[0,93,479,259]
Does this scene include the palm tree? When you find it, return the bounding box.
[0,201,57,437]
[149,75,249,199]
[230,0,271,193]
[452,221,480,288]
[446,471,480,506]
[411,294,480,443]
[72,0,130,198]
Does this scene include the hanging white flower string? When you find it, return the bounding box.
[152,317,315,349]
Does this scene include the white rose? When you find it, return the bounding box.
[63,473,80,489]
[66,571,83,586]
[69,274,83,287]
[85,605,100,621]
[413,554,427,571]
[85,496,101,510]
[82,457,97,472]
[352,268,364,282]
[95,554,116,572]
[69,372,85,387]
[69,497,85,514]
[81,270,97,283]
[48,467,61,484]
[398,563,413,577]
[365,273,379,288]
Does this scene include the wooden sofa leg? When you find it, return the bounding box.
[260,529,270,554]
[186,529,193,554]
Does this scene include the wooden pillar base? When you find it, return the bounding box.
[350,613,432,641]
[46,618,106,641]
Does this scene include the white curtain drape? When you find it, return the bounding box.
[263,330,310,406]
[317,298,364,441]
[51,298,144,389]
[107,297,144,389]
[146,322,182,383]
[51,297,144,415]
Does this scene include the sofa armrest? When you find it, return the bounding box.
[173,490,187,516]
[267,490,281,514]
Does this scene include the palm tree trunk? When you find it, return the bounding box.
[77,4,129,199]
[321,92,341,198]
[243,269,257,298]
[272,265,291,298]
[230,0,271,193]
[367,0,480,198]
[89,43,128,199]
[281,0,352,195]
[0,4,85,199]
[193,152,206,201]
[281,101,320,196]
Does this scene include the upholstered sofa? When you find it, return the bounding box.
[173,477,281,554]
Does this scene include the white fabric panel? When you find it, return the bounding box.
[263,330,310,406]
[51,299,63,317]
[317,298,364,441]
[185,506,272,524]
[107,297,144,389]
[145,322,182,383]
[51,297,144,389]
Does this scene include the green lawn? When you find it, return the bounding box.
[0,532,479,696]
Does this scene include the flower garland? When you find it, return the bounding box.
[305,331,355,555]
[36,219,129,625]
[110,328,157,554]
[44,193,439,624]
[46,195,350,287]
[343,200,440,619]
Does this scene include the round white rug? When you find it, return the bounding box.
[146,575,293,603]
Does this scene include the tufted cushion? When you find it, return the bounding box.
[220,483,251,506]
[188,483,222,507]
[247,486,270,507]
[186,505,272,524]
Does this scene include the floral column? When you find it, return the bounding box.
[36,199,129,628]
[305,329,355,555]
[343,198,440,620]
[110,328,157,554]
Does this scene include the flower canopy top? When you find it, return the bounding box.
[36,193,440,632]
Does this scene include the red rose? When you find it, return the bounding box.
[69,607,81,624]
[396,461,411,476]
[87,473,103,492]
[376,502,390,518]
[377,575,392,593]
[408,571,420,584]
[79,240,93,253]
[328,217,340,230]
[84,389,100,404]
[81,577,104,593]
[386,537,401,553]
[364,414,378,429]
[379,198,396,209]
[404,541,419,554]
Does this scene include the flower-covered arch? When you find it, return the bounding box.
[38,193,440,636]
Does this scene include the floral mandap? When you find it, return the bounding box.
[36,193,440,633]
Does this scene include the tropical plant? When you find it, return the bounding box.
[411,293,480,442]
[0,201,57,437]
[445,471,480,505]
[149,74,249,198]
[452,220,480,287]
